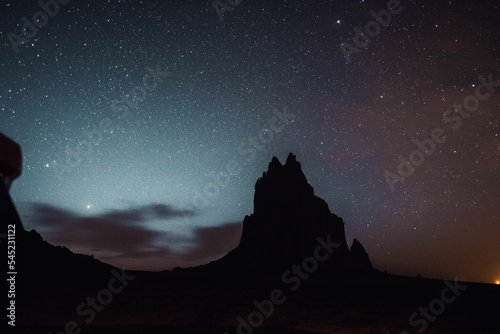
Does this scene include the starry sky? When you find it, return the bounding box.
[1,0,499,283]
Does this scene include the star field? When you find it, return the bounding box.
[1,0,499,282]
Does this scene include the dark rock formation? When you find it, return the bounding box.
[209,153,373,275]
[0,132,22,190]
[349,238,373,271]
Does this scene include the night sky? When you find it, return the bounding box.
[1,0,499,284]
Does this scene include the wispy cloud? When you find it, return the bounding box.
[28,203,242,271]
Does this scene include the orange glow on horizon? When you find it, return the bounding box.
[495,280,500,285]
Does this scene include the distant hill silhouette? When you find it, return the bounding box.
[0,171,113,304]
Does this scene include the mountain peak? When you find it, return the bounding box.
[285,152,297,165]
[254,153,314,215]
[267,156,283,174]
[350,239,373,271]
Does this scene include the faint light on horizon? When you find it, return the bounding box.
[495,280,500,285]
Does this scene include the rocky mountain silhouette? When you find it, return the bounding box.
[196,153,374,276]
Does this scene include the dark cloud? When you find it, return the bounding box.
[180,222,242,262]
[28,203,241,270]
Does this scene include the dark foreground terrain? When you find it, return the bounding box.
[17,267,500,334]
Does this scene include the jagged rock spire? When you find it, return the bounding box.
[239,154,350,265]
[254,153,314,215]
[350,239,373,270]
[209,153,374,274]
[285,152,297,165]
